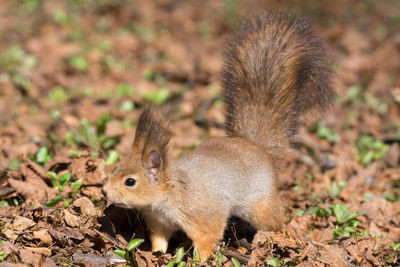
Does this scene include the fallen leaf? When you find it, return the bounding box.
[12,216,36,231]
[71,157,107,185]
[25,247,52,257]
[32,229,53,246]
[64,209,82,228]
[18,248,42,266]
[71,197,98,217]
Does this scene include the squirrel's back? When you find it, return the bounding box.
[223,13,334,150]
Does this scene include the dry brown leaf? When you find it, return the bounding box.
[308,228,333,243]
[25,247,52,257]
[71,157,107,185]
[64,197,99,228]
[48,227,84,247]
[18,248,41,266]
[317,244,349,266]
[3,228,19,243]
[32,229,53,246]
[64,209,82,228]
[287,215,313,238]
[11,216,36,231]
[71,197,98,217]
[361,197,400,227]
[298,242,318,261]
[248,247,269,267]
[43,257,58,267]
[8,163,57,202]
[342,236,380,266]
[81,187,103,202]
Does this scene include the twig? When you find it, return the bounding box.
[219,247,249,264]
[93,229,120,247]
[0,213,14,219]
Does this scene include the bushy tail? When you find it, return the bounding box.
[222,13,334,149]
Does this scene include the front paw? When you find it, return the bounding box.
[151,235,169,253]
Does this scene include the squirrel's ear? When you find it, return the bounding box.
[146,149,162,183]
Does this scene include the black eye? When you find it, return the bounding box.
[124,178,136,187]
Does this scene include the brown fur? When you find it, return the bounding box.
[103,13,334,261]
[248,190,284,231]
[223,13,334,150]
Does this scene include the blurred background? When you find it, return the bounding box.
[0,0,400,266]
[0,0,399,161]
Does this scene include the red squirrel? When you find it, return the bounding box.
[103,13,334,260]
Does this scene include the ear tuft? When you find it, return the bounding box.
[132,106,171,183]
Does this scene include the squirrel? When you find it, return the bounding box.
[103,13,334,261]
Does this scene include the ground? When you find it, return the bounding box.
[0,0,400,266]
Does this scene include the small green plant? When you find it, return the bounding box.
[68,150,84,157]
[266,257,283,267]
[120,100,135,112]
[143,70,154,81]
[71,179,84,193]
[19,0,42,14]
[296,205,331,218]
[0,240,4,261]
[113,238,144,267]
[192,247,202,264]
[117,84,135,96]
[48,171,71,192]
[105,150,119,165]
[296,203,366,239]
[347,84,362,104]
[103,55,126,72]
[391,242,400,252]
[332,204,358,224]
[35,146,53,166]
[331,204,366,239]
[0,44,37,73]
[383,192,398,202]
[167,247,186,267]
[64,114,119,151]
[52,9,72,25]
[356,135,389,165]
[215,248,223,266]
[142,88,170,104]
[365,94,388,115]
[67,55,88,71]
[46,194,63,207]
[313,119,340,143]
[45,171,83,207]
[7,158,21,171]
[329,181,346,199]
[345,84,389,114]
[231,257,241,267]
[49,86,69,102]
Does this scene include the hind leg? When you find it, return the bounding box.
[247,192,285,231]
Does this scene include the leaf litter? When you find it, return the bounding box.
[0,0,400,266]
